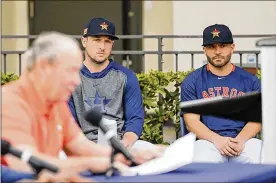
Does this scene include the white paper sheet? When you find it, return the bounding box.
[97,118,117,146]
[120,132,196,176]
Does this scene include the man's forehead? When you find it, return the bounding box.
[88,35,114,41]
[205,43,233,47]
[58,49,82,62]
[61,56,82,68]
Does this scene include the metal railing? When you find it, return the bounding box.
[2,34,276,75]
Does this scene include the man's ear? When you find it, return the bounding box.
[231,43,235,54]
[203,46,207,55]
[36,59,52,75]
[37,59,48,68]
[111,40,115,49]
[81,37,87,48]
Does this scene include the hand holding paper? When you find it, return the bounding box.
[119,132,196,176]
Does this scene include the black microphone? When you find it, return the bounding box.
[1,139,59,174]
[84,110,136,165]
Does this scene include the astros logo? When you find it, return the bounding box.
[211,29,220,38]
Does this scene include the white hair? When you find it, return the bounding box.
[23,31,81,70]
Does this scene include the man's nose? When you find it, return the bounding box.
[214,47,222,54]
[98,41,105,50]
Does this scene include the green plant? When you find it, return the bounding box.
[137,69,194,144]
[1,69,262,143]
[1,72,19,85]
[256,69,261,79]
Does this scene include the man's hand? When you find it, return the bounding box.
[122,132,139,149]
[115,145,166,165]
[213,136,237,157]
[17,169,94,183]
[131,145,166,164]
[121,139,133,150]
[228,137,246,156]
[18,157,131,183]
[36,170,93,183]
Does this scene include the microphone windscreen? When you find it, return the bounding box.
[1,139,11,155]
[84,109,102,127]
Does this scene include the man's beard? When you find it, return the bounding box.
[207,54,232,68]
[87,52,108,65]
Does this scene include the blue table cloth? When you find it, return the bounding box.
[1,165,34,183]
[2,163,276,183]
[89,163,276,182]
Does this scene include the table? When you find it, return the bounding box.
[2,163,276,183]
[88,163,276,182]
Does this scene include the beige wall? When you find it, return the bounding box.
[173,1,276,71]
[3,1,172,74]
[2,1,29,75]
[142,1,174,72]
[3,1,275,74]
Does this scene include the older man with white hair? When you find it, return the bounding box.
[1,31,164,175]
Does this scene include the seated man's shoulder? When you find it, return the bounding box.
[112,61,137,78]
[182,66,205,83]
[235,66,259,80]
[2,82,34,124]
[1,80,34,114]
[2,82,25,105]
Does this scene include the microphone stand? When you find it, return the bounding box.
[105,147,137,178]
[29,158,59,178]
[105,148,119,178]
[31,164,44,178]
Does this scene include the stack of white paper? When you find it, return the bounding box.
[97,118,117,146]
[120,132,196,176]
